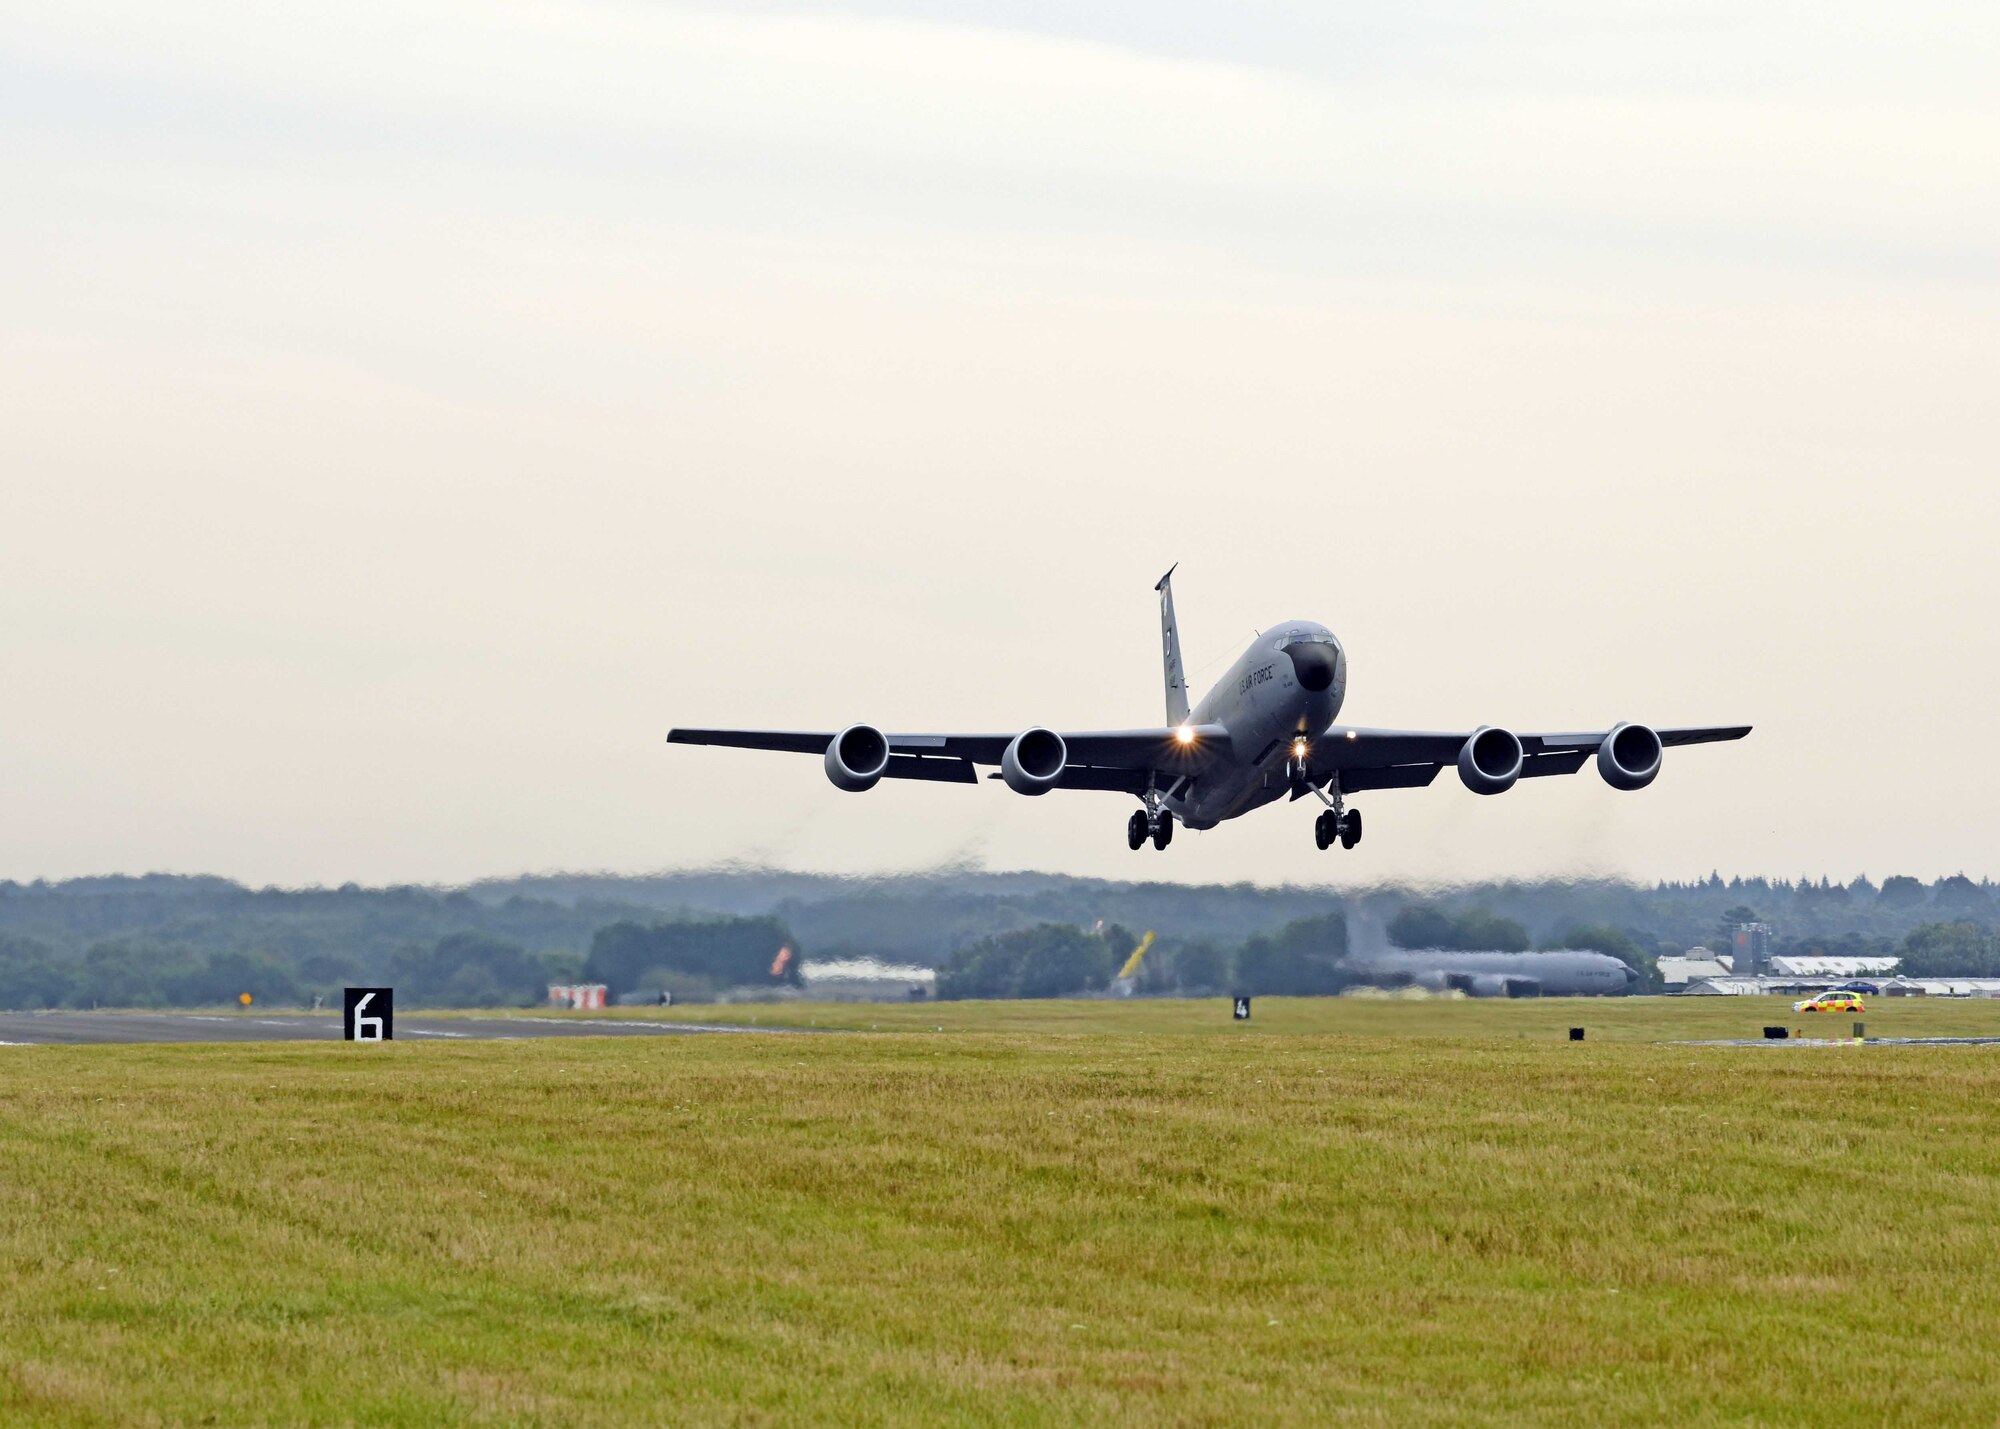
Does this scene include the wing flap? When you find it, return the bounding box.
[1519,750,1590,778]
[882,756,978,784]
[667,728,831,754]
[1337,764,1443,794]
[986,765,1149,794]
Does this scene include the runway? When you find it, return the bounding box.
[1675,1035,2000,1048]
[0,1011,783,1046]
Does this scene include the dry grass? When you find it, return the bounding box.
[4,1000,2000,1424]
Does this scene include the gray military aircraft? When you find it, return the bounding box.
[667,569,1749,852]
[1343,950,1641,997]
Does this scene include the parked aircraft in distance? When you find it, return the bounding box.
[668,569,1750,852]
[1345,950,1641,997]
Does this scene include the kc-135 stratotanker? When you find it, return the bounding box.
[668,570,1750,852]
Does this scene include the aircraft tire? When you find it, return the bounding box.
[1314,810,1336,850]
[1340,809,1362,850]
[1151,816,1173,851]
[1126,810,1148,851]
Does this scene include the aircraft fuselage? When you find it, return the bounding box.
[1173,621,1345,831]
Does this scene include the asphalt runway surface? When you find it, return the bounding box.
[0,1011,781,1046]
[1679,1035,2000,1048]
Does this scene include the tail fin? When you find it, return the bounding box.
[1155,565,1190,726]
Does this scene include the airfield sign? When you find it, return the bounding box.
[1233,997,1251,1020]
[343,988,393,1042]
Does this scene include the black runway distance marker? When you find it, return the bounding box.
[344,987,393,1042]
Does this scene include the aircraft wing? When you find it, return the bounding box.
[666,724,1231,792]
[1304,724,1751,793]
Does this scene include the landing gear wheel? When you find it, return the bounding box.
[1339,809,1363,850]
[1151,814,1174,851]
[1314,809,1337,850]
[1127,810,1148,851]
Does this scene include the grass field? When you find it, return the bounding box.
[6,998,2000,1425]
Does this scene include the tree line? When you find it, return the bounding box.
[0,916,801,1011]
[0,871,1995,1008]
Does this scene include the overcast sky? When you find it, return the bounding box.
[3,1,1997,889]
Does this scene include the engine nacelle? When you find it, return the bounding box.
[1456,725,1523,795]
[1446,972,1543,998]
[823,724,891,792]
[1000,727,1067,795]
[1597,721,1663,791]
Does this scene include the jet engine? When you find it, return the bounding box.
[1000,727,1067,795]
[1456,725,1523,795]
[823,723,891,792]
[1597,721,1663,791]
[1446,973,1542,998]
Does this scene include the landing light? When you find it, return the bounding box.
[1292,738,1308,759]
[1175,726,1196,746]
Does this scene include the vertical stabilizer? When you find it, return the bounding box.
[1155,565,1190,726]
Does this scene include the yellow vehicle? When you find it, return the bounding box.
[1793,991,1866,1014]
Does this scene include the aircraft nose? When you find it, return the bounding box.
[1285,641,1338,694]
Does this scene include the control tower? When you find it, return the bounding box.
[1731,922,1772,978]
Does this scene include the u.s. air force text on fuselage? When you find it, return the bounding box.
[667,569,1749,853]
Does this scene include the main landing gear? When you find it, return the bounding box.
[1314,807,1361,850]
[1126,807,1174,851]
[1311,784,1362,851]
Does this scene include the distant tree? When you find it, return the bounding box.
[1934,875,1992,912]
[0,934,71,1009]
[1233,912,1349,996]
[584,916,800,997]
[1775,930,1896,962]
[1549,924,1643,961]
[538,949,587,985]
[1898,922,2000,978]
[1165,940,1230,994]
[391,933,546,1007]
[1016,927,1109,999]
[935,923,1115,1000]
[74,941,196,1007]
[298,952,367,993]
[171,949,300,1007]
[1386,903,1458,950]
[1879,876,1927,906]
[1715,905,1761,946]
[1388,904,1526,952]
[1453,910,1531,952]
